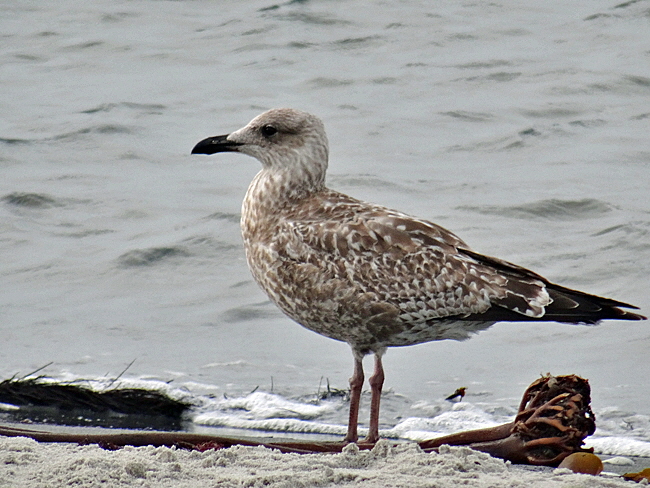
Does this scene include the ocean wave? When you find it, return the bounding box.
[458,198,612,221]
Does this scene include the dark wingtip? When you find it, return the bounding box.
[191,134,242,155]
[620,310,647,321]
[545,287,647,323]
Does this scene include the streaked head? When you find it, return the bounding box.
[192,109,329,186]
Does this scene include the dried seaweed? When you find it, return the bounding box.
[420,374,595,465]
[0,378,192,430]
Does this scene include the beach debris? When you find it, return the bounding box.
[420,374,596,466]
[0,377,192,430]
[558,452,603,475]
[445,387,467,402]
[316,377,348,401]
[623,468,650,483]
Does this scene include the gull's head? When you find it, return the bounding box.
[192,108,329,189]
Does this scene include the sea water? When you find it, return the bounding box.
[1,0,649,456]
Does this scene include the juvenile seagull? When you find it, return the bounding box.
[192,108,645,444]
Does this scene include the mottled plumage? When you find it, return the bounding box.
[192,108,645,443]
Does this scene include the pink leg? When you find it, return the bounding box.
[344,355,364,443]
[365,352,385,443]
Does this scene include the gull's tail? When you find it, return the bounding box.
[458,248,646,324]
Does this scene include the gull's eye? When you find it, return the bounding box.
[260,125,278,138]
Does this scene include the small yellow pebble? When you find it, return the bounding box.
[623,468,650,483]
[558,452,603,475]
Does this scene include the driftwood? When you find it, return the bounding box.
[0,374,594,465]
[0,425,345,454]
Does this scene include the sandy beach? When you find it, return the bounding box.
[1,434,645,487]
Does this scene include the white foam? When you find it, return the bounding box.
[587,436,650,457]
[202,391,337,420]
[193,413,349,436]
[602,456,635,466]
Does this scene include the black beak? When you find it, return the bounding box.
[191,134,243,155]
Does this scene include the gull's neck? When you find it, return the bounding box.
[245,142,327,205]
[241,164,326,241]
